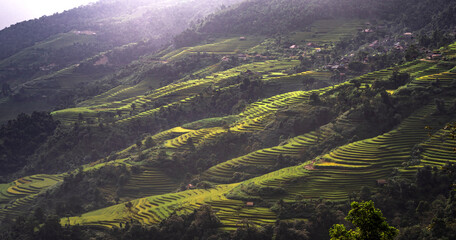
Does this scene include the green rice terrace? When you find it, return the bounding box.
[53,98,456,228]
[2,45,456,231]
[231,100,455,201]
[51,59,302,124]
[49,18,368,126]
[3,0,456,238]
[290,19,365,44]
[159,36,265,61]
[57,51,456,228]
[2,3,456,237]
[0,174,65,221]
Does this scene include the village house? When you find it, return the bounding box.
[403,32,413,39]
[221,56,230,62]
[330,65,345,71]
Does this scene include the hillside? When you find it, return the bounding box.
[1,0,456,239]
[0,0,244,123]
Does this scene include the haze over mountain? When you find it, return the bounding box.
[0,0,99,30]
[0,0,455,239]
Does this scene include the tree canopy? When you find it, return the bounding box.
[329,201,398,240]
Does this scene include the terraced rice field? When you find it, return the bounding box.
[52,60,300,125]
[239,85,334,120]
[157,80,342,155]
[148,60,436,169]
[419,121,456,166]
[160,36,264,61]
[230,100,453,201]
[0,193,40,221]
[265,71,332,93]
[120,168,180,200]
[0,174,65,220]
[79,79,160,107]
[163,127,225,149]
[0,174,64,203]
[201,127,334,183]
[64,183,277,229]
[350,59,451,87]
[440,42,456,60]
[11,41,456,230]
[290,19,365,44]
[409,61,456,86]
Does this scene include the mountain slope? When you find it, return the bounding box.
[1,0,456,239]
[0,0,244,123]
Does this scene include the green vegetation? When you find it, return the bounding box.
[161,36,264,61]
[0,174,65,221]
[51,59,300,125]
[0,112,59,175]
[330,201,398,240]
[2,0,456,239]
[290,19,365,44]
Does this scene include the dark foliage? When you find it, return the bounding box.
[0,112,59,176]
[175,0,456,47]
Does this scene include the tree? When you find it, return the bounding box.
[348,62,366,72]
[145,136,156,148]
[36,216,64,240]
[329,201,398,240]
[404,44,419,61]
[390,70,410,88]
